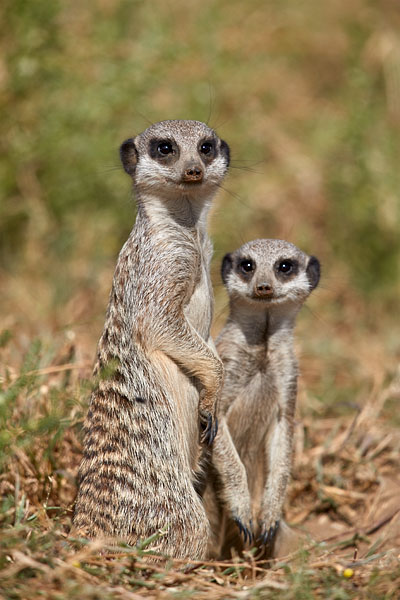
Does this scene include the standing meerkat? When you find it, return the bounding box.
[73,120,230,559]
[203,239,320,558]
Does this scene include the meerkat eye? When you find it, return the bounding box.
[239,259,255,273]
[278,260,293,274]
[157,141,174,155]
[200,141,214,155]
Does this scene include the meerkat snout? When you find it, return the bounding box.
[255,282,273,298]
[182,163,204,183]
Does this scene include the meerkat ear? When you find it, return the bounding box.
[120,138,138,177]
[221,253,233,284]
[306,256,320,290]
[220,140,230,167]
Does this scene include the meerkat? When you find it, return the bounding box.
[73,120,230,559]
[203,239,320,559]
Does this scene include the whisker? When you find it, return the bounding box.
[301,304,329,328]
[229,165,263,174]
[100,165,124,174]
[206,83,215,127]
[229,159,266,175]
[209,115,234,131]
[214,183,251,209]
[131,109,154,128]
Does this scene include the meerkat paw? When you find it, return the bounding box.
[233,517,254,545]
[257,519,280,547]
[230,493,254,545]
[199,409,218,445]
[198,388,218,444]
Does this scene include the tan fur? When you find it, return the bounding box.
[73,120,230,559]
[202,239,320,559]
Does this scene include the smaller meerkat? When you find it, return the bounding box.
[203,239,320,558]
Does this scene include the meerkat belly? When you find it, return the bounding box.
[226,372,276,505]
[151,350,201,472]
[227,373,276,451]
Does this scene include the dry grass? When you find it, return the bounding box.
[1,0,400,597]
[1,339,399,599]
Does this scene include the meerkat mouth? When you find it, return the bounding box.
[164,177,206,189]
[249,294,286,304]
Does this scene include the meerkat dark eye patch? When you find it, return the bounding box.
[149,138,179,161]
[198,138,217,164]
[239,259,255,273]
[236,257,256,280]
[200,141,214,154]
[275,259,299,279]
[157,141,173,155]
[278,260,294,274]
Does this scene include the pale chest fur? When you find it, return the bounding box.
[219,331,297,486]
[184,235,213,340]
[225,365,278,452]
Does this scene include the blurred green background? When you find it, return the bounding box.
[1,0,400,416]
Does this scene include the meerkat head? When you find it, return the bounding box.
[221,239,320,311]
[120,120,230,200]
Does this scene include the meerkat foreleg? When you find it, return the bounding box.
[211,417,253,543]
[157,318,223,444]
[259,409,294,547]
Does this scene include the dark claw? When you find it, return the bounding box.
[233,517,254,545]
[257,520,280,547]
[200,414,218,445]
[249,519,254,544]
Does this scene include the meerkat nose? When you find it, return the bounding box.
[182,164,204,183]
[255,283,273,298]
